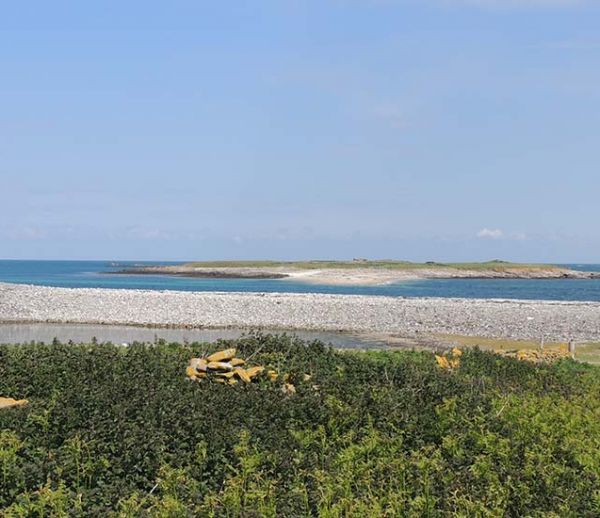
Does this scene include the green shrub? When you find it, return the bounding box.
[0,334,599,516]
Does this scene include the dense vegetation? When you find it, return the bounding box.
[185,259,554,272]
[1,334,599,516]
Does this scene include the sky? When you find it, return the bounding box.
[1,1,599,262]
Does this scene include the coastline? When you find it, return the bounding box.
[1,282,599,342]
[110,265,600,286]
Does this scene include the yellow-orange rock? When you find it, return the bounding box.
[245,366,265,379]
[234,368,252,383]
[186,365,207,380]
[0,397,28,410]
[435,355,450,369]
[207,361,234,371]
[207,348,236,363]
[190,358,208,372]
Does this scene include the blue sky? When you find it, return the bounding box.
[1,0,599,262]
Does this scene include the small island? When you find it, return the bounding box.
[111,260,599,286]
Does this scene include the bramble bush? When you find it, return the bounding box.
[1,333,599,516]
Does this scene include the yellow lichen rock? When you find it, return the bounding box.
[245,366,265,379]
[0,397,28,410]
[436,349,461,370]
[207,348,236,363]
[234,368,252,383]
[189,358,208,372]
[435,355,451,370]
[207,361,234,372]
[186,365,207,380]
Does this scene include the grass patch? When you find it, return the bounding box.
[572,342,600,365]
[1,334,600,516]
[437,334,600,365]
[437,334,567,352]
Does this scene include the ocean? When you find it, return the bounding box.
[0,260,599,302]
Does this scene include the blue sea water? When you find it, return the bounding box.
[0,260,599,302]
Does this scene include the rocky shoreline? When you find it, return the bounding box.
[1,282,599,342]
[111,269,288,279]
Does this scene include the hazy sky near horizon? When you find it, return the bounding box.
[2,1,599,262]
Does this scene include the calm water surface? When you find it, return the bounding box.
[0,260,599,302]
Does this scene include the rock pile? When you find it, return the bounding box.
[186,348,265,385]
[186,348,303,394]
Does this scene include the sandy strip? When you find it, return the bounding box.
[1,282,599,342]
[283,268,420,285]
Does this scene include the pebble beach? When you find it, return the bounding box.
[1,282,599,342]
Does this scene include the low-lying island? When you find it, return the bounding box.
[111,259,600,285]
